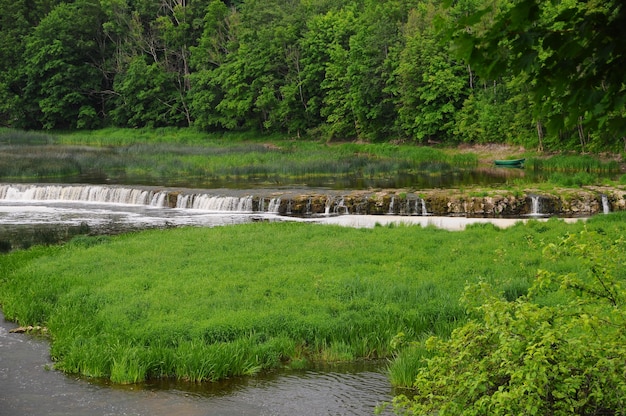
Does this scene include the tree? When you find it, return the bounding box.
[0,0,60,127]
[388,229,626,415]
[188,0,235,130]
[345,0,404,141]
[110,56,186,127]
[21,0,106,129]
[395,2,469,142]
[293,5,357,139]
[450,0,626,149]
[314,5,359,140]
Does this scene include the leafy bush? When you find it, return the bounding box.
[387,230,626,415]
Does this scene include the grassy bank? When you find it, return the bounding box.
[2,128,623,188]
[2,214,625,384]
[0,128,477,186]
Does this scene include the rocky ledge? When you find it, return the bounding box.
[266,185,625,218]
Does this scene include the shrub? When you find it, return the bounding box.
[387,230,626,415]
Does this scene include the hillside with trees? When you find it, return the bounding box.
[1,0,624,151]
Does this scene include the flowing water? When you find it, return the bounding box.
[0,313,395,416]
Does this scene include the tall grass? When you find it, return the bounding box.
[2,214,624,384]
[0,128,479,186]
[526,154,620,173]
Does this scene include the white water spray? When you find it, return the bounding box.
[267,198,281,213]
[0,184,167,207]
[602,194,610,214]
[418,198,429,216]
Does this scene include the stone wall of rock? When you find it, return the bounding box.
[268,186,626,218]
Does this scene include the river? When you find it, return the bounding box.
[1,311,395,416]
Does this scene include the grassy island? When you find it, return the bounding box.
[2,214,625,384]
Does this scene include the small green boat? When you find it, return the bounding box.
[494,158,525,167]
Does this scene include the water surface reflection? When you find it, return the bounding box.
[1,313,394,416]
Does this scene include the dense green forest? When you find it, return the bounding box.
[1,0,624,150]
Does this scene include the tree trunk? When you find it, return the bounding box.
[577,116,587,153]
[536,120,544,152]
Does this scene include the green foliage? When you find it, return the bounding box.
[3,217,617,384]
[111,57,186,128]
[450,0,626,149]
[396,2,469,142]
[21,0,105,129]
[389,228,626,415]
[0,0,623,151]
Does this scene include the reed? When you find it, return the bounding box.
[1,131,482,187]
[0,128,56,145]
[547,171,598,187]
[2,214,624,384]
[526,154,620,173]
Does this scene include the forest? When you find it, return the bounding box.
[0,0,624,151]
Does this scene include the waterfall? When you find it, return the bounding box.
[418,198,429,216]
[176,194,253,212]
[0,184,265,213]
[267,198,281,213]
[335,197,349,214]
[602,194,610,214]
[388,196,395,214]
[529,195,542,216]
[0,184,167,207]
[324,196,333,216]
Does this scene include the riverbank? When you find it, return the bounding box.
[2,213,625,384]
[2,128,624,192]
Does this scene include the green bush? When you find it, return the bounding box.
[387,229,626,415]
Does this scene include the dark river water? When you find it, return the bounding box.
[1,312,395,416]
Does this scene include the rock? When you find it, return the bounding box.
[9,325,48,334]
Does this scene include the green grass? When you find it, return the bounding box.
[526,154,621,173]
[0,128,479,186]
[2,128,622,187]
[2,214,624,384]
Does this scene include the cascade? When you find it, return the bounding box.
[305,198,312,215]
[529,195,542,216]
[388,196,395,214]
[602,194,611,214]
[267,198,281,213]
[177,194,253,212]
[324,196,333,216]
[418,198,429,216]
[400,198,411,215]
[151,192,168,207]
[0,184,167,207]
[335,197,349,214]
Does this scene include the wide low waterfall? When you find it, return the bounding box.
[0,183,427,216]
[0,184,280,213]
[1,183,622,218]
[0,183,167,207]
